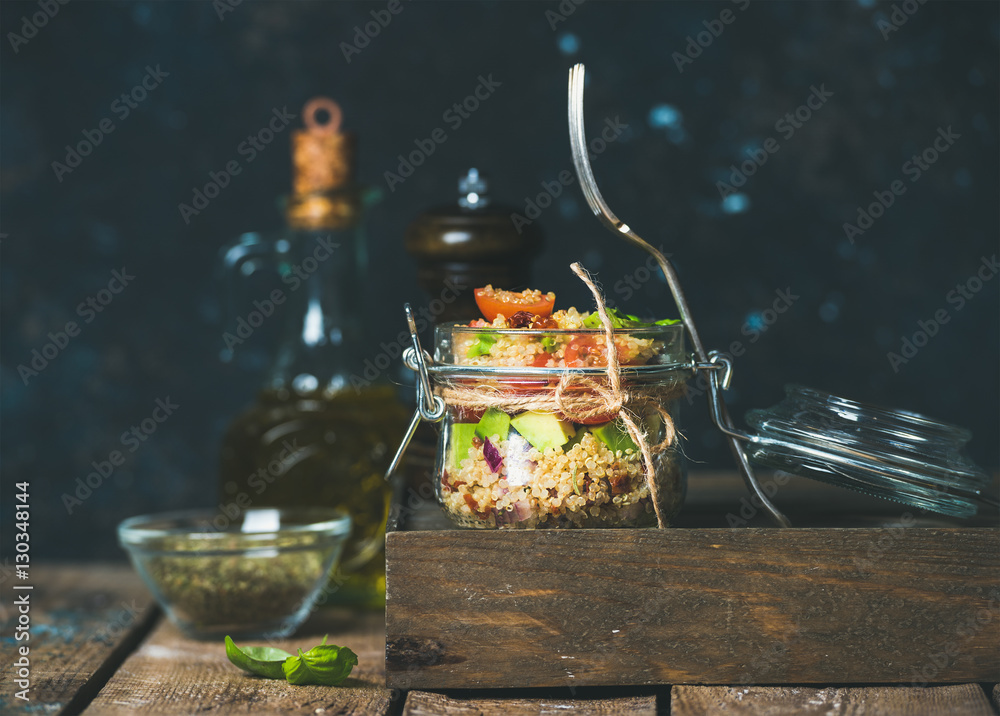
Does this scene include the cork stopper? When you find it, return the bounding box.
[287,97,359,230]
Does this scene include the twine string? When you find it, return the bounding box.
[568,262,666,528]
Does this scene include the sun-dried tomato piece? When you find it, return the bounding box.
[462,493,490,519]
[508,311,535,328]
[609,472,628,495]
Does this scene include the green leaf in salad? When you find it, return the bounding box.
[540,335,559,353]
[582,308,629,329]
[592,420,640,454]
[225,636,293,679]
[282,643,359,686]
[466,333,497,358]
[582,308,679,329]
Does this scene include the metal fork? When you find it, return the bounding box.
[567,63,791,528]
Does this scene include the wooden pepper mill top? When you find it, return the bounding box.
[404,169,542,322]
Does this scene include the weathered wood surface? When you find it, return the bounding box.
[0,563,158,715]
[6,564,1000,714]
[670,684,996,715]
[403,690,658,715]
[83,608,393,715]
[385,528,1000,689]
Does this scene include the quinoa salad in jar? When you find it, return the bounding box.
[431,286,688,529]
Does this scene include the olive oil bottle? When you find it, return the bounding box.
[219,98,406,608]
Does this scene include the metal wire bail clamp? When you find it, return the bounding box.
[384,304,446,481]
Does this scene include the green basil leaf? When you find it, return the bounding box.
[282,645,359,686]
[582,308,640,329]
[583,308,681,329]
[581,312,605,328]
[466,333,497,358]
[225,636,293,679]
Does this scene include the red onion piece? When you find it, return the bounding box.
[495,499,533,525]
[510,499,532,521]
[483,438,503,473]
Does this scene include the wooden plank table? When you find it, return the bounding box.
[388,471,1000,691]
[3,473,998,714]
[4,567,997,714]
[82,613,392,715]
[0,565,158,714]
[386,528,1000,689]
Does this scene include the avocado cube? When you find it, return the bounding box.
[450,423,479,470]
[509,411,576,452]
[475,408,511,441]
[592,420,639,454]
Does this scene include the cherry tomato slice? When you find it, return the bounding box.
[503,379,556,394]
[564,336,649,367]
[564,336,604,367]
[452,406,485,422]
[531,352,552,368]
[474,286,556,322]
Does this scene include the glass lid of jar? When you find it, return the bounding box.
[718,382,994,519]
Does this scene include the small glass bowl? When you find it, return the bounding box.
[118,508,351,640]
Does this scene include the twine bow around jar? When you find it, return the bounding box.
[434,262,685,528]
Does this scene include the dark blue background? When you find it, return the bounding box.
[2,1,997,560]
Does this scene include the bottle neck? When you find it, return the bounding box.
[266,224,368,395]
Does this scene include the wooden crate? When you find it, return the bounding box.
[385,474,1000,690]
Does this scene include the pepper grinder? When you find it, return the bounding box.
[404,169,542,321]
[397,170,542,526]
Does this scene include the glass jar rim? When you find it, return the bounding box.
[426,363,692,379]
[434,321,686,377]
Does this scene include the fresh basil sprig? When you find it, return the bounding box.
[225,636,293,679]
[283,644,359,686]
[225,635,357,686]
[582,308,680,329]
